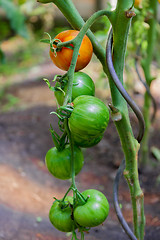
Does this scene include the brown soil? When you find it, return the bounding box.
[0,75,160,240]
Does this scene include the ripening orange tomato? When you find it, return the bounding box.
[158,0,160,4]
[134,0,141,7]
[50,30,93,71]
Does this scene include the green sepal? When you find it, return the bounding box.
[40,39,51,44]
[43,78,55,91]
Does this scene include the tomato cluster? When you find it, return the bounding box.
[49,189,109,232]
[44,29,110,238]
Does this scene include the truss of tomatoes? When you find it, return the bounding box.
[44,29,110,236]
[49,189,109,232]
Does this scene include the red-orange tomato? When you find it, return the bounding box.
[49,30,93,71]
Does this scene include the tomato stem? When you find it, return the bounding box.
[60,9,111,106]
[61,187,72,202]
[64,119,76,189]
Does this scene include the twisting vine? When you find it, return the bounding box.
[106,29,145,143]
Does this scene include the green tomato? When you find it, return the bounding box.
[72,72,95,100]
[45,144,84,180]
[73,133,104,148]
[68,95,109,148]
[54,72,95,105]
[73,189,109,227]
[49,196,74,232]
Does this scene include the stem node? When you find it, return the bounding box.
[125,11,136,18]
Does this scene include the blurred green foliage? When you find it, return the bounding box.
[0,81,19,112]
[0,0,28,38]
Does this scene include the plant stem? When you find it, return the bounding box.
[65,119,76,188]
[61,9,111,105]
[140,0,158,166]
[108,1,145,238]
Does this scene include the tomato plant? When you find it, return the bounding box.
[50,30,93,71]
[49,196,74,232]
[54,72,95,106]
[39,0,147,239]
[68,95,109,147]
[73,189,109,227]
[45,144,84,180]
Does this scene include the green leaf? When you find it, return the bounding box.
[0,48,5,64]
[151,147,160,162]
[0,0,28,38]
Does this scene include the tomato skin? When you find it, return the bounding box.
[73,133,104,148]
[68,95,109,148]
[50,30,93,71]
[45,145,84,180]
[54,72,95,106]
[73,189,109,227]
[72,72,95,100]
[134,0,141,7]
[49,196,74,232]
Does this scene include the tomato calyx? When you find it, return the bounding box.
[50,104,74,128]
[51,39,74,56]
[44,74,68,107]
[49,124,68,151]
[58,199,72,210]
[75,191,89,206]
[41,32,74,57]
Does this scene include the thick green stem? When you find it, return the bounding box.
[108,1,145,239]
[38,0,145,238]
[140,0,158,165]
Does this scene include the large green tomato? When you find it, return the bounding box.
[49,196,74,232]
[45,144,84,180]
[54,72,95,105]
[73,189,109,227]
[68,95,109,148]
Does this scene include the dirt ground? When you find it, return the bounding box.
[0,67,160,240]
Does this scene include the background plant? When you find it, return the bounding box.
[129,0,159,166]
